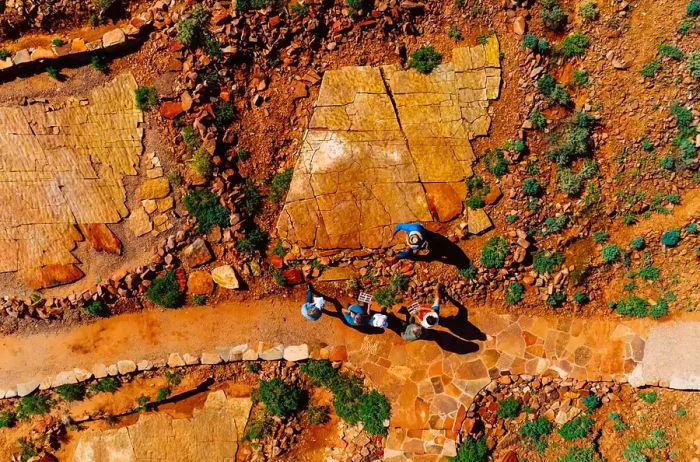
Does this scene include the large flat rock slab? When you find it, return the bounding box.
[631,321,700,390]
[277,37,501,250]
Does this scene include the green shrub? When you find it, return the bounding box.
[182,126,201,151]
[214,102,235,127]
[301,359,338,386]
[259,378,304,417]
[520,417,553,442]
[548,113,595,165]
[523,178,541,196]
[657,43,683,60]
[270,168,294,202]
[16,394,53,419]
[90,55,108,73]
[480,236,508,269]
[659,155,674,170]
[533,250,563,274]
[483,148,508,177]
[345,0,373,11]
[688,51,700,80]
[558,415,594,440]
[572,69,589,86]
[0,49,10,59]
[522,34,550,54]
[637,264,660,281]
[592,231,608,243]
[637,391,657,403]
[93,0,116,15]
[582,394,600,412]
[688,0,700,16]
[546,290,566,307]
[448,26,464,41]
[306,405,329,424]
[450,436,488,462]
[560,33,590,58]
[466,195,485,209]
[649,300,668,319]
[459,265,478,280]
[630,237,645,250]
[55,384,85,402]
[359,390,390,435]
[538,74,570,105]
[529,110,547,129]
[557,444,599,462]
[177,5,210,48]
[669,101,693,129]
[409,46,443,74]
[134,86,158,111]
[601,244,621,263]
[505,282,525,305]
[165,370,183,386]
[46,66,60,80]
[579,1,598,21]
[572,291,589,305]
[616,295,650,317]
[156,387,171,402]
[0,411,15,428]
[640,60,662,79]
[374,287,398,310]
[496,396,521,419]
[661,229,681,246]
[236,227,268,254]
[89,377,120,393]
[51,38,65,47]
[540,0,567,30]
[146,271,184,308]
[236,0,268,11]
[83,300,110,317]
[182,189,230,233]
[687,222,699,234]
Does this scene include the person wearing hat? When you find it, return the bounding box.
[343,300,371,327]
[301,284,325,321]
[401,322,423,341]
[408,284,441,329]
[370,312,389,329]
[391,222,429,259]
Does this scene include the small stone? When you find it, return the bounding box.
[187,270,214,295]
[168,353,186,367]
[181,239,213,268]
[16,380,40,397]
[92,364,109,379]
[137,360,153,371]
[201,352,223,365]
[138,178,171,200]
[259,344,284,360]
[102,28,126,47]
[283,344,309,362]
[117,360,137,374]
[53,370,78,386]
[211,265,241,289]
[183,353,200,365]
[513,16,526,35]
[127,207,152,237]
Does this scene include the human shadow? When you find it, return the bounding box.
[322,295,385,335]
[406,231,471,269]
[440,294,487,342]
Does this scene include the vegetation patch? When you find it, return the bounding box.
[146,271,185,308]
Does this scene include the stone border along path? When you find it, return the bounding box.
[0,300,697,460]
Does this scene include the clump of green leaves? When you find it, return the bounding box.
[16,394,53,419]
[640,60,662,79]
[135,86,158,111]
[214,101,235,127]
[259,378,304,417]
[533,250,563,274]
[540,0,567,30]
[688,0,700,16]
[146,271,184,308]
[46,66,61,80]
[448,26,464,41]
[560,33,590,58]
[483,148,508,177]
[548,112,595,165]
[306,405,330,424]
[176,5,222,58]
[661,229,681,246]
[190,149,212,179]
[374,287,398,310]
[630,236,645,250]
[637,391,657,403]
[582,394,600,412]
[236,226,268,255]
[480,236,508,269]
[592,230,608,243]
[522,178,542,197]
[572,69,589,87]
[450,435,488,462]
[90,54,108,73]
[558,415,594,440]
[601,244,621,263]
[579,1,598,21]
[538,74,570,105]
[529,110,547,129]
[505,282,525,305]
[546,290,567,307]
[83,299,110,317]
[183,189,230,233]
[0,49,10,59]
[572,291,589,305]
[270,168,294,202]
[409,46,443,74]
[89,377,120,393]
[0,411,16,428]
[520,417,553,448]
[290,2,310,16]
[687,51,700,80]
[522,34,550,54]
[496,396,521,419]
[55,384,85,402]
[615,295,650,317]
[658,43,684,60]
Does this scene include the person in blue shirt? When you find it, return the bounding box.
[301,284,325,321]
[343,301,371,327]
[391,222,429,259]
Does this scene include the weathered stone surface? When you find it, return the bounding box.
[283,344,309,362]
[259,344,284,360]
[117,360,137,374]
[159,101,184,119]
[53,370,78,386]
[187,270,214,295]
[183,353,200,365]
[102,28,126,47]
[137,360,153,371]
[211,265,241,289]
[182,238,213,267]
[30,47,57,61]
[201,352,223,365]
[74,368,93,382]
[16,380,39,397]
[138,178,171,199]
[317,266,356,282]
[78,224,122,255]
[167,353,186,367]
[127,207,152,237]
[467,208,493,234]
[92,364,108,379]
[24,264,84,290]
[277,39,501,249]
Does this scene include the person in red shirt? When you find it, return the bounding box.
[407,284,441,330]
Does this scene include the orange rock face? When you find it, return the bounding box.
[25,264,84,289]
[78,224,122,255]
[424,183,466,222]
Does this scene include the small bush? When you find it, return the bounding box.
[659,155,674,170]
[374,287,398,310]
[0,49,10,59]
[661,229,681,246]
[496,396,521,419]
[548,113,595,165]
[183,189,230,233]
[637,391,657,403]
[84,300,110,317]
[46,66,60,80]
[669,101,693,129]
[582,394,600,412]
[90,55,108,73]
[649,300,668,319]
[483,148,508,177]
[533,250,563,274]
[538,74,570,105]
[522,34,550,54]
[259,378,304,417]
[450,436,488,462]
[592,231,608,243]
[520,417,553,442]
[572,291,589,305]
[601,244,621,263]
[459,265,478,280]
[637,265,660,281]
[480,236,508,269]
[236,227,268,255]
[93,0,117,15]
[190,149,212,179]
[523,178,541,197]
[687,222,699,234]
[51,38,65,46]
[0,411,15,428]
[409,46,443,74]
[529,110,547,129]
[687,51,700,80]
[657,43,683,60]
[135,86,158,111]
[359,390,390,435]
[214,102,235,127]
[640,60,662,79]
[177,5,211,48]
[616,295,650,317]
[579,1,598,21]
[270,168,294,202]
[505,282,525,305]
[345,0,373,12]
[448,26,464,41]
[55,384,85,402]
[16,394,53,419]
[630,236,645,250]
[466,195,485,209]
[165,370,183,386]
[560,33,590,58]
[558,415,594,440]
[146,271,184,308]
[688,0,700,16]
[572,69,589,86]
[156,387,171,402]
[546,290,566,307]
[540,0,568,30]
[237,0,268,11]
[306,405,330,424]
[557,444,599,462]
[89,377,120,393]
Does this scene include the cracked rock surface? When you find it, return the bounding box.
[277,37,501,249]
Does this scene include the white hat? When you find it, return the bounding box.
[420,311,439,329]
[370,313,388,328]
[313,296,325,309]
